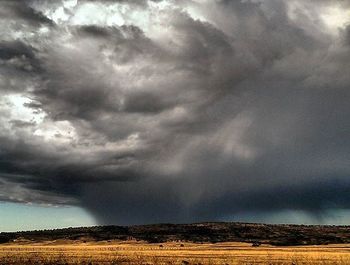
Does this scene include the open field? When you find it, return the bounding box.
[2,223,350,264]
[1,241,350,265]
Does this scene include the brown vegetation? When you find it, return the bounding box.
[1,241,350,264]
[2,223,350,264]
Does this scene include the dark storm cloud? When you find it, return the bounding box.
[10,120,36,128]
[0,41,36,61]
[78,25,114,38]
[0,0,53,27]
[0,133,140,207]
[190,177,350,221]
[0,0,349,224]
[122,91,174,114]
[0,40,43,73]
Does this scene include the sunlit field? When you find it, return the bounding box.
[1,241,350,265]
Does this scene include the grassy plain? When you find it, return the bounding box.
[1,241,350,265]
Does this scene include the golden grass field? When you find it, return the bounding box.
[1,241,350,264]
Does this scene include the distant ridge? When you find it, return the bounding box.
[1,222,350,246]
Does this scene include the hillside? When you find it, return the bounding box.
[1,222,350,246]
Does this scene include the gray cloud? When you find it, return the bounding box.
[0,0,53,27]
[0,0,349,225]
[0,40,43,74]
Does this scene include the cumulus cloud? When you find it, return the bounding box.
[0,0,349,224]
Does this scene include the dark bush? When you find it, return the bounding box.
[0,235,11,244]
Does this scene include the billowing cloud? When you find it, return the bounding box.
[0,0,53,28]
[0,0,349,225]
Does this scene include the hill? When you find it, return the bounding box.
[1,222,350,246]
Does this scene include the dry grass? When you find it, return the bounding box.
[1,241,350,264]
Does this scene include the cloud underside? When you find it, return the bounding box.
[0,0,349,224]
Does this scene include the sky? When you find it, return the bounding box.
[0,0,349,231]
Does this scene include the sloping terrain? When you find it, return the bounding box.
[1,222,350,246]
